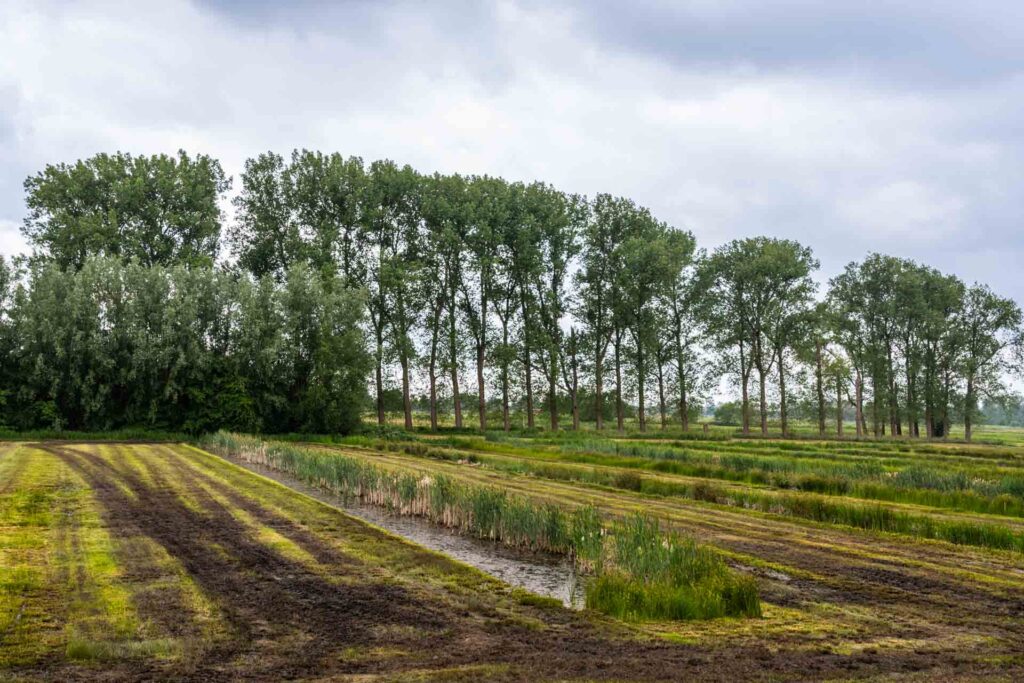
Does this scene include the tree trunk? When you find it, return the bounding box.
[758,369,768,436]
[885,348,894,436]
[739,339,750,435]
[375,334,385,426]
[925,398,934,439]
[401,353,412,430]
[549,351,559,431]
[614,330,624,431]
[941,374,951,440]
[477,343,486,431]
[905,354,917,438]
[502,365,510,432]
[571,341,580,431]
[778,350,788,437]
[451,360,462,429]
[447,278,462,429]
[815,341,825,436]
[855,370,865,438]
[477,285,488,431]
[595,350,604,431]
[429,329,439,431]
[965,375,975,442]
[500,321,510,432]
[637,344,646,433]
[836,373,843,437]
[676,340,689,432]
[657,362,667,430]
[522,299,534,429]
[680,378,689,432]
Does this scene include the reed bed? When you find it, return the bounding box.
[200,431,760,621]
[351,436,1024,554]
[457,435,1024,519]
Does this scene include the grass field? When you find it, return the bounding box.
[3,436,1024,680]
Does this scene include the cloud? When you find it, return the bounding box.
[0,0,1022,303]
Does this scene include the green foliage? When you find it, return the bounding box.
[0,258,368,434]
[22,151,229,270]
[713,401,744,426]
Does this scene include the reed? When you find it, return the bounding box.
[201,431,760,621]
[355,436,1024,554]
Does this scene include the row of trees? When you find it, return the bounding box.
[3,150,1021,439]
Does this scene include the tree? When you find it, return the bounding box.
[957,285,1023,441]
[421,173,471,428]
[576,194,629,430]
[24,151,229,270]
[492,182,528,431]
[529,184,585,431]
[616,218,693,432]
[664,249,701,431]
[460,176,509,430]
[363,160,420,428]
[701,238,816,436]
[279,263,370,433]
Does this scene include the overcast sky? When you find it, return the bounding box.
[2,0,1022,301]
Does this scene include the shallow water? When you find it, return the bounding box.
[223,455,585,608]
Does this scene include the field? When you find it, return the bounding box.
[2,435,1024,681]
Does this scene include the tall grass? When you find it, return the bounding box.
[587,514,760,621]
[201,431,760,621]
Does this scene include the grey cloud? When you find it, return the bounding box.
[561,0,1024,88]
[0,0,1022,304]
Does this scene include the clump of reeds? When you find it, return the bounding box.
[586,514,761,620]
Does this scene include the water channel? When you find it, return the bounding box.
[221,454,585,609]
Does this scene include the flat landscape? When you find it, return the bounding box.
[3,433,1024,681]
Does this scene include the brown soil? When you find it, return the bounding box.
[6,443,1020,681]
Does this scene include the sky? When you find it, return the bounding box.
[1,0,1023,302]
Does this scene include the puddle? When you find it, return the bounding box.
[222,454,585,609]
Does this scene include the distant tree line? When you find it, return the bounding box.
[0,149,1021,439]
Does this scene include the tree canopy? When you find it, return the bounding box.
[5,149,1022,441]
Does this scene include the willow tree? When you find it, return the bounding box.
[24,151,229,270]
